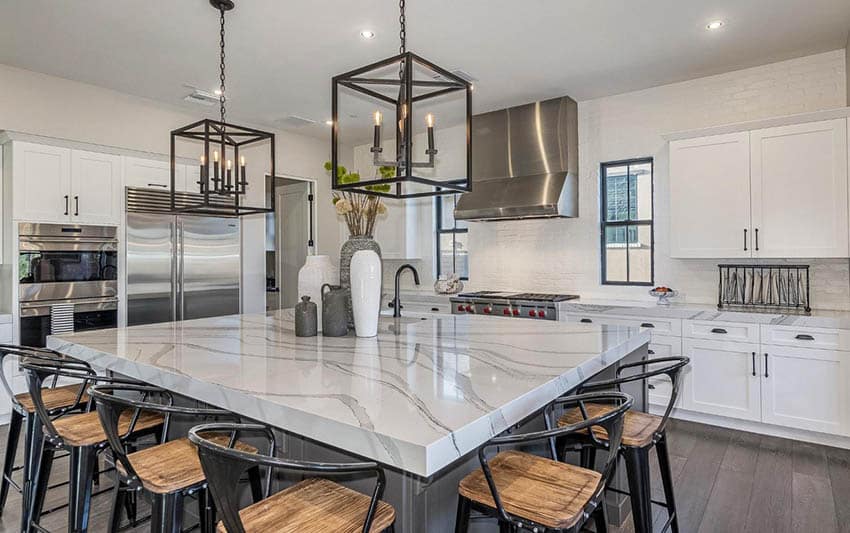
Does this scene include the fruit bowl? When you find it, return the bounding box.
[649,287,678,305]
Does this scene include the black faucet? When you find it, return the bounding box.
[392,264,420,317]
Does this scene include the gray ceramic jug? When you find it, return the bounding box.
[321,284,349,337]
[294,295,318,337]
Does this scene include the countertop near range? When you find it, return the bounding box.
[561,299,850,330]
[48,309,649,478]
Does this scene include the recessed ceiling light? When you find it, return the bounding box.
[706,20,724,30]
[325,120,334,126]
[360,30,375,39]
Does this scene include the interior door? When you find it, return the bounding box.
[669,132,752,258]
[71,149,122,225]
[681,338,762,422]
[126,213,176,326]
[278,182,310,309]
[179,216,240,321]
[750,119,848,257]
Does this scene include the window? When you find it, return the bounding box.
[435,194,469,280]
[601,158,654,285]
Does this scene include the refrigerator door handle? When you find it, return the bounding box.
[176,219,184,321]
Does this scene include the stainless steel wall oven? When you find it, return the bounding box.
[18,223,118,346]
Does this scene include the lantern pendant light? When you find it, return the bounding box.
[330,0,472,198]
[169,0,275,216]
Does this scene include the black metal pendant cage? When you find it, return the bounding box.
[331,51,472,199]
[170,118,275,216]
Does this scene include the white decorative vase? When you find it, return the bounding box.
[350,250,381,338]
[297,255,339,331]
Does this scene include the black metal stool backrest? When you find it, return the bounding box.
[189,422,387,533]
[579,356,690,440]
[479,391,633,530]
[0,345,90,415]
[89,384,239,491]
[20,358,140,447]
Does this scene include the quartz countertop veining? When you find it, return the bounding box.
[47,310,649,477]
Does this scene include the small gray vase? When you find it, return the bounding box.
[294,296,318,337]
[340,235,381,325]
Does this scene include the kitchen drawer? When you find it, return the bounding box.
[683,319,760,343]
[760,325,850,351]
[647,335,684,408]
[391,302,451,315]
[648,334,682,358]
[563,313,681,336]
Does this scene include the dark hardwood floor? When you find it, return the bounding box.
[0,418,845,532]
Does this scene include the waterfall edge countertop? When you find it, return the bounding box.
[47,309,650,478]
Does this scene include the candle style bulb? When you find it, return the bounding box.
[426,114,434,128]
[374,111,382,126]
[213,150,219,163]
[240,156,245,167]
[226,159,232,170]
[200,155,206,165]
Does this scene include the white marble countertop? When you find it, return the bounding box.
[47,310,649,478]
[560,299,850,330]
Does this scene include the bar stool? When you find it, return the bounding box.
[455,391,633,533]
[189,422,397,532]
[557,356,690,533]
[89,383,261,533]
[22,357,165,533]
[0,345,93,531]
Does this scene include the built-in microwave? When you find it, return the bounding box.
[18,223,118,347]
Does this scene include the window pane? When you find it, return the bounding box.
[628,225,653,283]
[604,165,629,221]
[631,162,653,220]
[439,195,467,230]
[439,232,468,279]
[604,227,627,282]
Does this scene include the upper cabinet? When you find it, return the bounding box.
[669,132,752,258]
[669,118,849,258]
[124,156,187,192]
[11,142,122,225]
[750,119,848,258]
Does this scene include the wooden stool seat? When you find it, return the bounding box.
[215,477,396,533]
[117,436,257,494]
[559,402,662,448]
[16,384,89,413]
[458,450,601,530]
[51,409,163,447]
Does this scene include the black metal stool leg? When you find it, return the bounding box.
[68,445,97,533]
[0,409,23,515]
[580,445,597,469]
[623,446,653,533]
[197,488,212,533]
[27,443,55,533]
[656,433,679,533]
[23,415,43,533]
[107,483,125,533]
[247,466,263,503]
[150,492,184,533]
[592,503,609,533]
[454,495,470,533]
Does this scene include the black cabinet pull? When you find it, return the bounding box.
[640,322,655,328]
[580,318,593,323]
[148,183,168,188]
[648,384,656,390]
[764,353,769,378]
[795,334,814,341]
[74,196,79,216]
[431,307,439,312]
[744,228,748,251]
[710,328,727,334]
[751,352,756,377]
[63,195,69,216]
[755,228,759,251]
[648,349,655,355]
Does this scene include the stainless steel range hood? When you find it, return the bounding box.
[454,96,578,221]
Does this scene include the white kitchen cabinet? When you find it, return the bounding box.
[647,334,684,408]
[760,345,849,436]
[750,119,848,258]
[70,150,122,225]
[11,142,72,223]
[681,338,762,422]
[124,156,186,192]
[669,132,752,258]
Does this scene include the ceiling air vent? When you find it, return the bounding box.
[183,89,219,106]
[275,115,317,128]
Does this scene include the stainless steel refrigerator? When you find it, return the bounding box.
[126,210,240,326]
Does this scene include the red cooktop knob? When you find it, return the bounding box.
[503,308,511,316]
[529,310,537,317]
[457,304,465,312]
[538,310,546,318]
[512,309,520,316]
[465,305,474,313]
[483,307,492,314]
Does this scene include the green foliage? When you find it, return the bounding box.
[323,162,392,192]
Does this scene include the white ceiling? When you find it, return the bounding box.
[0,0,848,140]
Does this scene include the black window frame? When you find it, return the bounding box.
[435,194,469,280]
[600,157,654,286]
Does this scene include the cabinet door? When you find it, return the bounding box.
[681,338,761,422]
[647,334,684,408]
[71,150,122,225]
[11,142,71,222]
[761,345,849,435]
[669,132,752,258]
[750,119,848,257]
[124,157,185,192]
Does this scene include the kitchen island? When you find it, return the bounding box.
[48,310,650,531]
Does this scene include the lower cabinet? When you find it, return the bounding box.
[681,338,762,423]
[760,345,849,436]
[646,334,683,408]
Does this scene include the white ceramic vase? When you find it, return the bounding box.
[297,255,339,331]
[350,250,381,337]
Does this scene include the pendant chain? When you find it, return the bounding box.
[398,0,406,79]
[219,7,226,126]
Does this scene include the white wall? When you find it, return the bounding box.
[468,49,850,309]
[0,63,348,313]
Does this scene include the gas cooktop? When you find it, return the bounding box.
[454,291,580,302]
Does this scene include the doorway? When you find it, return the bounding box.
[265,176,316,311]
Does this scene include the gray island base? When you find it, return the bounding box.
[49,309,650,532]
